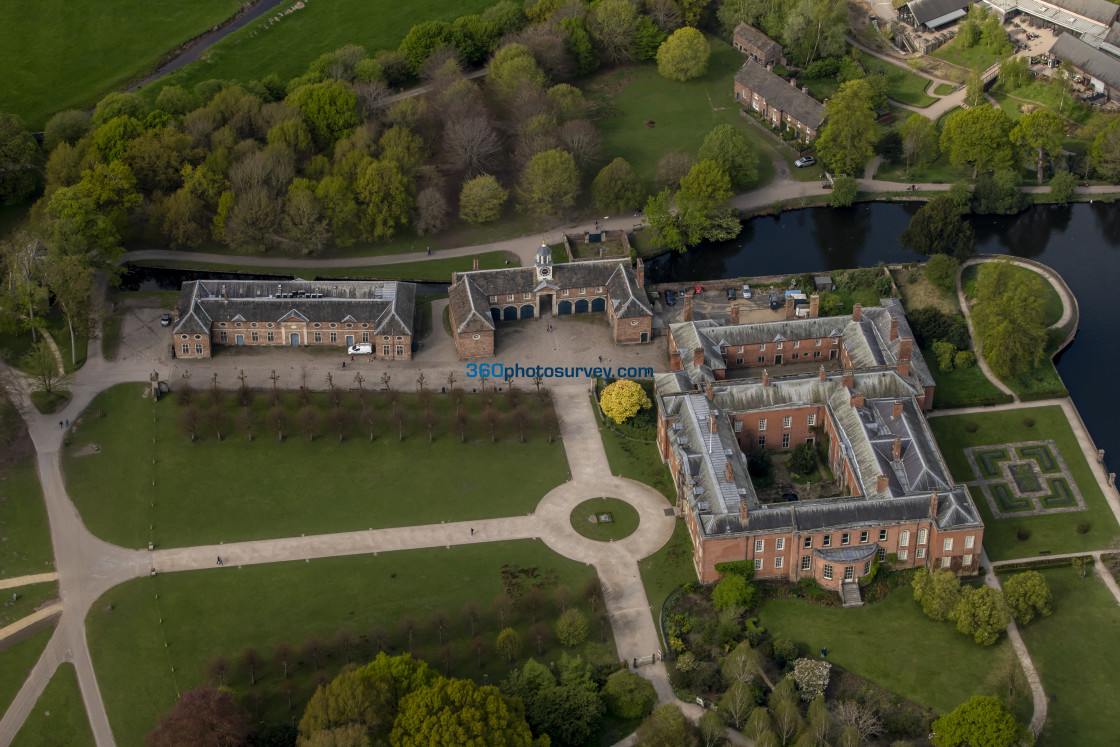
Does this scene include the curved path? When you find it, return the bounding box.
[0,339,694,747]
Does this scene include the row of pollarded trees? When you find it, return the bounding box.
[171,372,560,444]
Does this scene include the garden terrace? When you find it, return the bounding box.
[62,383,568,548]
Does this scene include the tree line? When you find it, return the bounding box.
[170,372,562,444]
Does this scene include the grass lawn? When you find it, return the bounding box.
[0,455,54,579]
[894,264,960,315]
[582,39,776,192]
[859,52,938,107]
[144,0,494,102]
[570,498,640,542]
[926,349,1012,408]
[87,543,611,746]
[759,585,1032,720]
[933,39,1012,71]
[126,249,518,282]
[0,627,55,720]
[0,583,60,629]
[875,153,968,184]
[993,81,1093,125]
[1016,567,1120,746]
[928,407,1119,559]
[638,519,695,644]
[0,308,88,376]
[0,0,240,128]
[63,384,570,548]
[934,83,957,96]
[598,424,675,502]
[12,663,95,747]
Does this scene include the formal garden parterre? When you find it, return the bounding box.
[966,440,1085,517]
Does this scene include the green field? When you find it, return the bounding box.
[0,456,53,578]
[12,663,95,747]
[63,384,570,548]
[599,422,675,502]
[126,249,518,282]
[933,37,1012,71]
[934,83,957,96]
[759,585,1032,720]
[859,52,938,108]
[1017,567,1120,746]
[0,583,59,629]
[0,0,240,128]
[570,498,640,542]
[145,0,494,99]
[0,627,56,720]
[87,544,610,746]
[582,39,776,191]
[925,345,1013,409]
[928,407,1119,559]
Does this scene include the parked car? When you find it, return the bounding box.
[694,285,704,294]
[741,284,753,299]
[160,313,172,327]
[727,287,736,300]
[769,291,780,310]
[664,289,677,306]
[794,155,816,168]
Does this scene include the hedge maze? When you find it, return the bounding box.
[965,441,1086,518]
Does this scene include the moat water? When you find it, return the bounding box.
[646,202,1118,472]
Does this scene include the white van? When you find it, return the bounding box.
[347,343,373,355]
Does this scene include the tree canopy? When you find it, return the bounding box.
[145,687,251,747]
[970,260,1048,379]
[1002,570,1053,624]
[899,196,975,258]
[816,79,879,175]
[592,157,644,213]
[931,695,1027,747]
[599,379,652,424]
[698,124,758,191]
[1010,109,1065,185]
[656,27,711,81]
[940,105,1016,179]
[390,676,538,747]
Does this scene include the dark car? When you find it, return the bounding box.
[160,313,172,327]
[664,289,677,306]
[769,291,780,310]
[727,287,736,300]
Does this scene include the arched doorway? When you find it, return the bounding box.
[490,307,501,323]
[503,306,517,321]
[574,299,589,314]
[520,304,534,319]
[558,301,572,315]
[591,297,605,313]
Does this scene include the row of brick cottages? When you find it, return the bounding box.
[657,303,983,592]
[171,245,652,360]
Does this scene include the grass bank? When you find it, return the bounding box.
[12,663,95,747]
[0,456,53,579]
[0,627,56,720]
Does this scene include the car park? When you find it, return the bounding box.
[741,284,752,299]
[794,155,816,168]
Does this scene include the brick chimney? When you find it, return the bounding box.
[730,305,740,325]
[790,77,797,87]
[930,491,940,517]
[725,461,734,482]
[897,359,910,378]
[739,498,749,523]
[694,347,704,367]
[785,295,796,320]
[683,294,693,322]
[762,369,770,387]
[709,411,718,433]
[802,85,810,95]
[876,474,890,492]
[841,369,854,388]
[636,258,645,288]
[889,316,899,342]
[852,303,862,322]
[898,336,913,362]
[850,392,865,408]
[706,380,714,400]
[893,436,902,461]
[809,294,820,318]
[819,365,827,383]
[669,349,682,370]
[766,62,773,71]
[472,257,480,271]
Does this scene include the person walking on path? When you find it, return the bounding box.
[216,556,223,566]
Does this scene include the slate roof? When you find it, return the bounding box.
[1046,0,1118,26]
[654,369,981,543]
[906,0,976,26]
[670,302,935,389]
[447,277,496,334]
[733,22,783,59]
[734,60,826,130]
[1051,32,1120,89]
[173,279,416,336]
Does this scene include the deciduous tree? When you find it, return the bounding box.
[899,196,975,258]
[912,568,962,622]
[635,703,701,747]
[656,26,710,81]
[590,0,640,63]
[517,148,579,217]
[145,687,251,747]
[556,608,589,647]
[698,124,758,191]
[931,695,1026,747]
[592,157,643,213]
[954,585,1010,645]
[0,112,41,205]
[1002,570,1053,624]
[900,113,940,174]
[817,79,879,175]
[939,105,1016,179]
[1010,109,1065,185]
[599,379,652,423]
[971,259,1047,379]
[603,669,657,719]
[391,676,535,746]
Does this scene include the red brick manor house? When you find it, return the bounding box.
[656,302,983,599]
